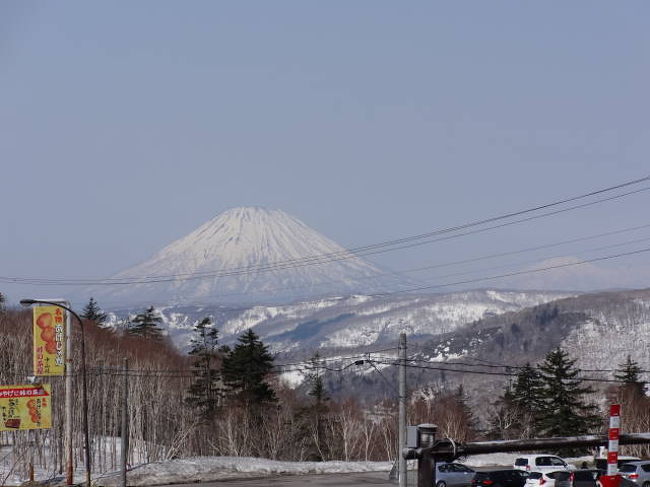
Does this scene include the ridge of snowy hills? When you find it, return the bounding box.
[88,207,412,306]
[106,288,575,352]
[104,286,650,408]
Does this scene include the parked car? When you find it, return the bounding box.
[514,455,574,473]
[435,462,476,487]
[472,469,529,487]
[619,461,650,487]
[525,471,569,487]
[554,469,600,487]
[594,457,641,472]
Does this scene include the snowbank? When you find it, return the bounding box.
[95,457,394,486]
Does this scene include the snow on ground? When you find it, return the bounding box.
[96,457,395,486]
[0,449,596,486]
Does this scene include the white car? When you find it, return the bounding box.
[525,471,569,487]
[514,455,574,473]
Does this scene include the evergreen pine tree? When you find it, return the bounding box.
[537,348,601,442]
[307,352,329,404]
[0,292,5,312]
[81,297,108,326]
[221,329,276,409]
[489,364,543,439]
[129,306,164,340]
[614,355,646,396]
[186,317,222,421]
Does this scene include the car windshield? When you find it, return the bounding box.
[516,459,529,466]
[620,465,638,473]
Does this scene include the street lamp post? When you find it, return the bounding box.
[21,299,91,487]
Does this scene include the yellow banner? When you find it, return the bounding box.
[0,384,52,431]
[33,306,66,376]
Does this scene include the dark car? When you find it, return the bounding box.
[472,470,529,487]
[570,470,600,487]
[556,469,637,487]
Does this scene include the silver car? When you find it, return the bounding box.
[619,461,650,487]
[435,462,476,487]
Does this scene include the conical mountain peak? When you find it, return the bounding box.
[87,207,407,306]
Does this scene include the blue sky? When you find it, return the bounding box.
[1,1,649,305]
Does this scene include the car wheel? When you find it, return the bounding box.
[437,481,447,487]
[641,482,650,487]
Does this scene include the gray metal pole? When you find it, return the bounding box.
[121,358,128,487]
[399,333,407,487]
[64,303,73,486]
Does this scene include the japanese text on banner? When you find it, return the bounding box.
[33,306,65,376]
[0,384,52,431]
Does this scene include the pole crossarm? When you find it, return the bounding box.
[404,433,650,461]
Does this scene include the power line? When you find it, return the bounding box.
[401,356,650,374]
[2,177,648,286]
[83,360,646,385]
[69,220,650,309]
[369,359,640,384]
[372,246,650,296]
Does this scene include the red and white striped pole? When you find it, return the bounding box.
[600,404,622,487]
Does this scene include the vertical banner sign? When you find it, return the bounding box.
[0,384,52,431]
[33,306,66,376]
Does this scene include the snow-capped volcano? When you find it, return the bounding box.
[87,207,410,306]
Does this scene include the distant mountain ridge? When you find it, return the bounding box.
[105,288,575,352]
[87,207,412,306]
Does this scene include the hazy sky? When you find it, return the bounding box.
[1,1,649,306]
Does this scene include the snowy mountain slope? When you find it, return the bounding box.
[106,289,574,353]
[87,207,412,306]
[264,288,650,411]
[405,288,650,409]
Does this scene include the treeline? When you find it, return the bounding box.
[488,349,650,457]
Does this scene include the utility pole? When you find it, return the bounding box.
[121,358,129,487]
[398,332,407,487]
[64,302,74,486]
